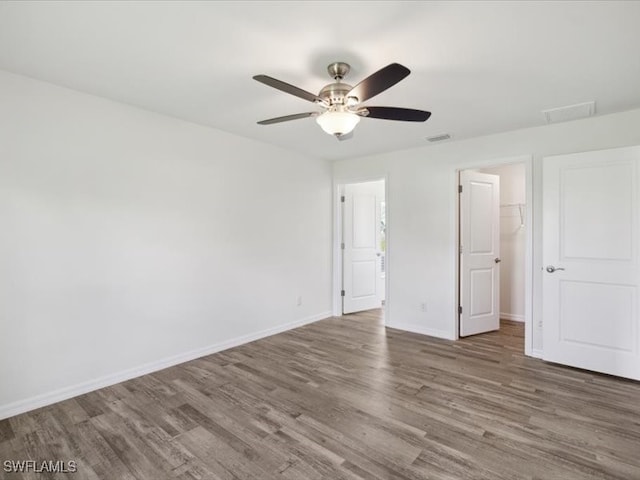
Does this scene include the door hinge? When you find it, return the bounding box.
[459,244,463,254]
[341,195,345,202]
[341,290,345,297]
[458,305,462,315]
[341,242,345,250]
[458,185,463,193]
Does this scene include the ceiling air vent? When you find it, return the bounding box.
[542,101,595,124]
[427,133,451,142]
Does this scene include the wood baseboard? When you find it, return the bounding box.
[0,311,332,420]
[386,321,455,340]
[500,312,525,322]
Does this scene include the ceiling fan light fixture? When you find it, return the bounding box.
[254,62,431,134]
[316,110,360,136]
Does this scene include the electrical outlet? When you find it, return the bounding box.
[420,302,428,312]
[297,296,303,307]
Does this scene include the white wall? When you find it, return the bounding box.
[0,70,333,418]
[333,107,640,351]
[479,163,526,321]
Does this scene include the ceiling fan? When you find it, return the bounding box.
[253,62,431,140]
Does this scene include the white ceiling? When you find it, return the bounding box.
[1,1,640,161]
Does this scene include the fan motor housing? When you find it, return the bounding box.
[318,82,353,106]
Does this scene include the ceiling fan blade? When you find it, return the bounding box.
[346,63,410,103]
[362,106,431,122]
[253,75,324,104]
[336,131,354,141]
[257,112,319,125]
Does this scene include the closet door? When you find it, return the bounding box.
[459,170,500,336]
[543,146,640,380]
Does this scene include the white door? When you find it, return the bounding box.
[343,181,384,314]
[459,170,501,336]
[543,146,640,380]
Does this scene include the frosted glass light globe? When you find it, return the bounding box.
[316,111,360,135]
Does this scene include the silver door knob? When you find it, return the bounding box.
[545,265,565,273]
[494,258,501,263]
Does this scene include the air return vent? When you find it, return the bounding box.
[542,101,595,124]
[427,133,451,142]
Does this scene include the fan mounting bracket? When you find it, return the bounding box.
[327,62,350,80]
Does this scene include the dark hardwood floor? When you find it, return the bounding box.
[1,310,640,479]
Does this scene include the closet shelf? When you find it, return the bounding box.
[500,203,525,227]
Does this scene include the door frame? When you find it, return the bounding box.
[333,175,389,322]
[453,155,535,356]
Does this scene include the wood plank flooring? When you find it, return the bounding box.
[1,310,640,479]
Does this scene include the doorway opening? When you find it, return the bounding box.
[333,178,387,321]
[457,159,533,355]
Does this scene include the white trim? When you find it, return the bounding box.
[332,183,344,317]
[523,157,534,357]
[387,322,455,341]
[332,175,389,324]
[453,155,536,357]
[0,311,331,421]
[531,348,544,359]
[500,312,525,322]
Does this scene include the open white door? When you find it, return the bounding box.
[543,146,640,380]
[459,170,500,336]
[343,181,383,314]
